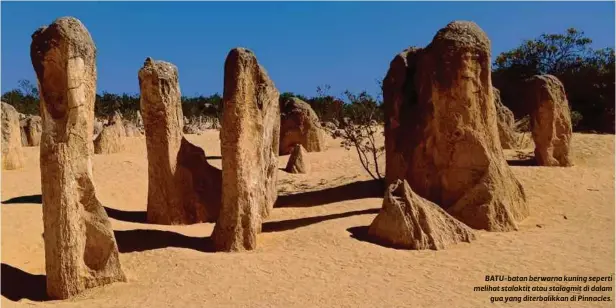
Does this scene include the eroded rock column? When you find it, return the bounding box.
[94,111,126,154]
[212,48,280,251]
[285,144,310,174]
[279,97,325,155]
[1,102,25,169]
[30,16,126,299]
[20,114,43,147]
[493,87,517,149]
[139,58,221,225]
[383,21,528,231]
[527,74,573,167]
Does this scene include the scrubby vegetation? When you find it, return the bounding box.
[310,86,385,182]
[3,27,613,135]
[329,93,385,182]
[493,28,615,133]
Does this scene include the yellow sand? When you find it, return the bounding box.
[1,132,614,307]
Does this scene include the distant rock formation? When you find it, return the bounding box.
[30,16,126,299]
[212,48,280,252]
[183,115,220,134]
[368,179,475,250]
[285,144,310,174]
[93,118,104,140]
[139,57,221,225]
[382,21,528,231]
[1,102,25,169]
[19,115,42,147]
[124,121,142,137]
[94,111,126,154]
[279,97,325,155]
[493,87,517,149]
[527,74,573,167]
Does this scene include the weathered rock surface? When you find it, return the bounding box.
[493,87,517,149]
[368,179,475,250]
[135,111,144,128]
[285,144,310,174]
[383,21,528,231]
[124,121,142,137]
[122,112,144,137]
[279,97,325,155]
[139,57,221,225]
[183,123,203,135]
[20,123,29,146]
[93,118,104,139]
[323,121,338,132]
[527,74,573,167]
[94,111,126,154]
[19,115,43,147]
[30,16,125,299]
[2,102,25,169]
[212,48,280,252]
[183,116,220,135]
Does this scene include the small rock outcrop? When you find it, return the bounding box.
[285,144,309,174]
[2,102,25,169]
[279,97,325,155]
[493,87,517,149]
[135,111,144,128]
[183,123,203,135]
[527,75,573,167]
[123,112,144,137]
[323,121,338,132]
[124,121,142,137]
[94,111,126,154]
[30,16,126,299]
[139,57,222,225]
[383,21,528,232]
[20,118,29,146]
[212,48,280,252]
[368,179,475,250]
[93,118,104,139]
[19,115,42,146]
[183,116,220,134]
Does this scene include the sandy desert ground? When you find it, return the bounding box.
[1,131,614,307]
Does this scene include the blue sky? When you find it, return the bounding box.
[1,1,614,98]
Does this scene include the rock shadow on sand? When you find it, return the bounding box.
[346,226,410,250]
[1,263,48,302]
[507,157,538,167]
[0,194,149,224]
[114,229,214,253]
[507,151,540,167]
[275,179,383,208]
[0,212,381,302]
[1,194,42,205]
[116,208,380,252]
[263,208,379,233]
[1,191,380,252]
[104,207,148,224]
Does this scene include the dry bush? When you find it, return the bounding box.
[328,120,384,181]
[324,90,385,182]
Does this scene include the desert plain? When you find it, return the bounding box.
[1,131,614,308]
